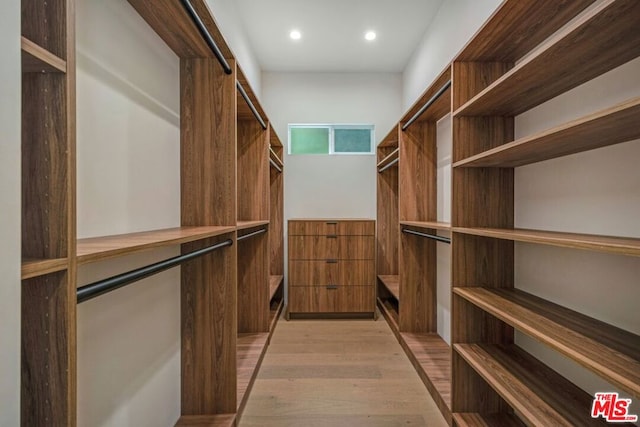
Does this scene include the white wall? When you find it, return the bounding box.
[0,0,21,425]
[262,72,401,219]
[76,0,181,425]
[514,56,640,414]
[402,0,501,110]
[206,0,262,97]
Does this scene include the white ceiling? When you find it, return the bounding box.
[235,0,445,73]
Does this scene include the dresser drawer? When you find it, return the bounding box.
[288,235,375,260]
[288,286,375,313]
[289,260,375,287]
[289,220,374,236]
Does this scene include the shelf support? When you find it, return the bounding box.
[402,228,451,244]
[77,239,233,303]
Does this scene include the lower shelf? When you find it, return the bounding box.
[237,333,270,414]
[453,413,525,427]
[21,257,68,279]
[269,275,284,301]
[174,414,236,427]
[378,275,399,300]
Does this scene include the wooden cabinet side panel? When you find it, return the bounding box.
[237,119,269,221]
[399,231,436,333]
[377,165,399,275]
[452,62,513,112]
[269,168,284,276]
[181,58,237,227]
[237,232,270,333]
[181,237,237,415]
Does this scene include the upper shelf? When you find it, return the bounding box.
[269,147,284,169]
[22,257,68,280]
[401,67,451,126]
[453,227,640,257]
[378,125,399,148]
[236,220,269,231]
[400,221,451,232]
[21,36,66,73]
[454,97,640,168]
[454,0,640,116]
[454,287,640,399]
[377,148,399,170]
[77,226,236,265]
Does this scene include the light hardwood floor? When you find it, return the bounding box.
[238,313,448,426]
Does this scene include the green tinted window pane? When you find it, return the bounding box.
[334,129,372,153]
[290,127,329,154]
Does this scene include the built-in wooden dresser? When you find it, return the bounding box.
[287,219,376,319]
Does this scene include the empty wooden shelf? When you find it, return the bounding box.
[21,36,66,73]
[77,226,236,264]
[400,221,451,232]
[455,343,605,426]
[269,275,283,301]
[453,227,640,257]
[175,414,236,427]
[454,287,640,398]
[376,147,399,170]
[237,332,269,413]
[378,275,399,300]
[21,257,68,280]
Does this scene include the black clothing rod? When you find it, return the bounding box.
[402,228,451,244]
[77,239,233,304]
[378,157,399,173]
[401,80,451,131]
[237,81,267,130]
[180,0,232,75]
[270,158,282,173]
[237,227,267,241]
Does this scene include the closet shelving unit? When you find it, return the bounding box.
[269,132,285,332]
[21,0,285,424]
[376,66,454,423]
[451,0,640,425]
[21,0,76,424]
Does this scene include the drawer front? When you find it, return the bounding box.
[289,220,374,236]
[288,235,375,260]
[288,286,375,313]
[289,260,375,287]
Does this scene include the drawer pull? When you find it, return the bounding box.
[326,221,338,225]
[326,235,338,239]
[326,284,338,290]
[326,259,338,264]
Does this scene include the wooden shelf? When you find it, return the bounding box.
[455,343,604,426]
[376,148,399,170]
[269,147,284,169]
[237,332,269,413]
[21,257,68,280]
[400,333,451,422]
[378,275,399,301]
[400,221,451,232]
[269,298,284,334]
[269,275,283,300]
[236,220,269,231]
[77,226,236,265]
[379,126,399,148]
[453,227,640,257]
[175,414,236,427]
[454,0,640,116]
[454,287,640,398]
[455,97,640,168]
[377,297,399,331]
[21,36,66,73]
[453,413,525,427]
[401,67,451,124]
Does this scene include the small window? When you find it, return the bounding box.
[288,124,374,155]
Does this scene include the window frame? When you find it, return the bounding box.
[288,123,375,155]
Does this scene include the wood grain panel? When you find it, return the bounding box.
[377,275,399,301]
[288,286,375,314]
[455,0,640,116]
[175,414,236,427]
[289,220,375,236]
[237,332,269,413]
[455,344,606,426]
[377,156,399,275]
[237,231,269,333]
[289,261,339,287]
[455,287,640,398]
[21,36,66,73]
[453,413,524,427]
[399,229,436,333]
[269,275,283,301]
[181,58,236,227]
[22,258,68,280]
[452,62,512,111]
[77,226,236,264]
[288,236,375,260]
[22,272,75,426]
[456,0,594,61]
[452,116,514,162]
[181,236,237,415]
[455,96,640,167]
[399,121,436,222]
[22,0,67,58]
[22,73,69,261]
[269,161,284,275]
[237,119,269,221]
[376,147,399,169]
[400,333,452,424]
[378,124,400,148]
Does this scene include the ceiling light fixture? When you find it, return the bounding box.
[290,30,301,40]
[365,31,376,41]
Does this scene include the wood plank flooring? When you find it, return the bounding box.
[238,314,448,426]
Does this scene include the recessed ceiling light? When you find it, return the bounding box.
[365,31,376,41]
[290,30,302,40]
